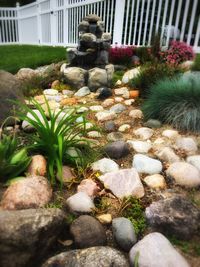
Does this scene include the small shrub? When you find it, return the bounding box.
[130,63,181,98]
[192,54,200,71]
[135,47,152,63]
[111,70,125,86]
[142,74,200,133]
[160,40,194,65]
[109,45,135,66]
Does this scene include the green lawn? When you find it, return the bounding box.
[0,45,66,74]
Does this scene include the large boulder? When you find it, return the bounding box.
[61,66,87,89]
[0,208,66,267]
[42,246,129,267]
[0,70,24,125]
[88,67,108,91]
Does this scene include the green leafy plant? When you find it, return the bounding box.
[142,74,200,133]
[17,97,92,185]
[120,197,146,235]
[192,54,200,71]
[112,70,125,86]
[0,134,31,182]
[129,63,181,97]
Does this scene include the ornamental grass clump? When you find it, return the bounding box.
[142,74,200,133]
[18,98,92,185]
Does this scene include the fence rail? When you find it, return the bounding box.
[0,0,200,52]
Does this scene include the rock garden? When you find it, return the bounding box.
[0,14,200,267]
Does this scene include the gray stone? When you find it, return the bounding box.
[105,64,114,86]
[80,33,97,42]
[0,70,24,125]
[74,86,90,97]
[88,68,108,92]
[175,137,198,155]
[0,208,65,267]
[134,127,154,140]
[129,109,143,119]
[104,121,116,132]
[83,14,101,23]
[110,103,126,114]
[112,217,137,251]
[145,196,200,240]
[42,246,129,267]
[104,141,130,159]
[187,155,200,171]
[107,132,124,142]
[133,154,162,174]
[144,119,162,128]
[127,140,152,153]
[92,158,119,173]
[70,215,107,248]
[129,232,190,267]
[95,110,117,122]
[155,147,181,164]
[66,192,95,213]
[89,105,104,112]
[114,87,129,98]
[99,168,144,199]
[62,67,87,89]
[166,162,200,188]
[16,68,36,80]
[1,176,52,210]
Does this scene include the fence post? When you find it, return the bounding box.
[50,0,57,46]
[36,0,42,45]
[16,2,22,43]
[63,1,69,45]
[112,0,125,45]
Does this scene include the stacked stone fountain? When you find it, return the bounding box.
[61,14,114,92]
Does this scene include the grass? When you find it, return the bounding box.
[0,45,66,74]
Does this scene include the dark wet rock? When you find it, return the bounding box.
[104,141,130,159]
[97,87,112,100]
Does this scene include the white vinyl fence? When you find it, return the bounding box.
[0,0,200,52]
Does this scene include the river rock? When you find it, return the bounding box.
[134,127,154,140]
[91,158,119,173]
[74,86,90,97]
[96,87,112,100]
[127,140,152,153]
[129,109,143,119]
[0,208,65,267]
[175,137,198,155]
[107,131,124,142]
[27,155,47,176]
[166,162,200,187]
[145,196,200,239]
[66,192,95,213]
[42,246,129,267]
[144,119,162,128]
[77,179,100,198]
[43,89,58,96]
[186,155,200,171]
[89,105,104,112]
[155,147,181,164]
[1,176,52,210]
[118,124,131,132]
[162,129,179,139]
[129,232,190,267]
[95,110,117,122]
[62,67,87,89]
[99,168,144,199]
[102,98,115,108]
[70,215,107,248]
[122,67,140,84]
[110,103,126,114]
[114,87,129,98]
[144,174,166,190]
[104,120,116,132]
[96,214,112,224]
[104,141,130,159]
[133,154,162,174]
[56,165,75,184]
[112,217,137,251]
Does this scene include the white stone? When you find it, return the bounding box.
[87,131,102,138]
[124,99,135,106]
[134,127,154,140]
[122,67,140,84]
[66,192,95,213]
[76,107,89,113]
[129,233,190,267]
[186,155,200,171]
[115,80,122,86]
[89,105,104,112]
[162,129,179,139]
[74,86,90,97]
[129,109,143,119]
[144,174,166,190]
[133,154,162,174]
[92,158,119,174]
[95,111,117,122]
[118,124,131,132]
[99,168,145,199]
[166,162,200,188]
[102,98,115,108]
[114,97,124,102]
[175,137,198,155]
[114,87,129,98]
[127,140,152,153]
[43,89,58,96]
[155,147,181,164]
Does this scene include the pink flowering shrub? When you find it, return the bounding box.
[109,45,135,66]
[160,41,194,65]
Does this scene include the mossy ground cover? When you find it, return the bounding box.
[0,45,66,74]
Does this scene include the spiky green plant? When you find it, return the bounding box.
[0,134,31,182]
[18,97,92,185]
[142,74,200,133]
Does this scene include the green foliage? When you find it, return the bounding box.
[112,70,125,86]
[17,97,92,186]
[192,54,200,71]
[0,134,31,182]
[170,236,200,256]
[121,197,146,235]
[135,47,152,64]
[142,74,200,133]
[130,63,181,98]
[0,45,66,74]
